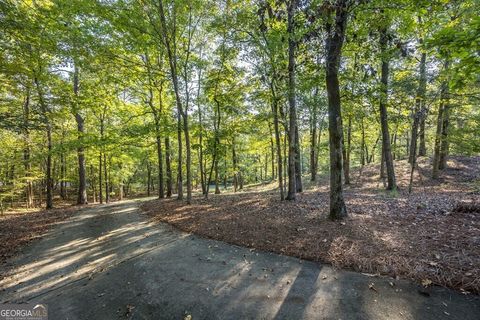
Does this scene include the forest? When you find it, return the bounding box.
[0,0,478,213]
[0,0,480,316]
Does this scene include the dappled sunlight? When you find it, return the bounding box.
[0,201,179,303]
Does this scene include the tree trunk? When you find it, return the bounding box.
[60,151,66,200]
[343,116,352,185]
[418,55,427,157]
[285,0,297,200]
[310,95,318,182]
[104,153,109,203]
[432,59,451,176]
[232,139,238,192]
[183,112,192,202]
[35,77,53,209]
[410,34,427,162]
[146,160,152,196]
[155,124,164,199]
[439,100,450,170]
[165,137,173,197]
[378,25,397,190]
[272,95,284,200]
[99,153,103,203]
[197,71,206,195]
[269,125,275,180]
[22,88,34,208]
[157,0,186,201]
[73,66,87,205]
[90,164,96,203]
[325,0,349,219]
[294,123,302,192]
[214,156,221,194]
[360,117,365,166]
[432,98,445,178]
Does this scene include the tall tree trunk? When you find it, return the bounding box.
[232,139,238,192]
[104,153,109,203]
[343,116,352,185]
[214,155,221,194]
[325,0,349,219]
[99,152,103,203]
[73,66,87,205]
[294,123,302,192]
[285,0,297,200]
[155,129,164,198]
[272,94,284,200]
[432,97,445,178]
[418,56,427,157]
[60,151,66,200]
[146,160,152,196]
[157,0,186,200]
[197,69,206,195]
[269,125,275,180]
[379,25,396,190]
[410,38,427,162]
[90,164,96,203]
[183,112,192,202]
[35,77,53,209]
[310,95,318,182]
[360,116,365,166]
[22,87,34,208]
[165,137,173,197]
[439,100,450,170]
[433,59,451,176]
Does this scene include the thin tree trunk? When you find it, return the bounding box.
[99,153,103,203]
[325,0,349,219]
[439,101,450,170]
[379,25,396,190]
[286,0,297,200]
[269,125,275,180]
[432,98,445,178]
[433,59,452,177]
[232,138,238,192]
[104,153,109,203]
[214,155,221,194]
[146,160,152,196]
[272,96,284,200]
[35,77,53,209]
[410,35,427,162]
[165,137,173,197]
[22,88,34,207]
[73,66,87,205]
[155,123,164,198]
[197,68,206,195]
[360,117,366,166]
[294,123,302,192]
[310,95,318,182]
[90,165,96,203]
[418,58,428,157]
[60,151,66,200]
[343,116,352,185]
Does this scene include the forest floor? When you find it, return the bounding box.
[142,156,480,294]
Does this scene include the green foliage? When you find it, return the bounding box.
[0,0,478,208]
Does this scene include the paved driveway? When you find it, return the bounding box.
[1,200,478,319]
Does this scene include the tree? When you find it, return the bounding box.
[324,0,350,219]
[378,19,397,190]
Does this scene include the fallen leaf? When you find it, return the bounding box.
[422,279,432,287]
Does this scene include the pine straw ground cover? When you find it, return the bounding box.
[142,156,480,294]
